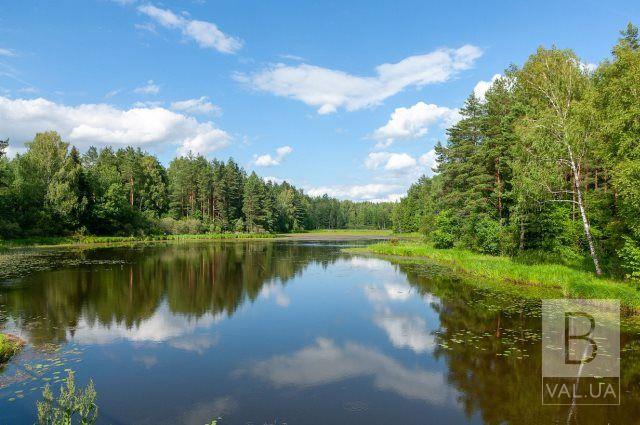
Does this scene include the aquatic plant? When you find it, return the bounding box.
[0,333,24,364]
[36,371,98,425]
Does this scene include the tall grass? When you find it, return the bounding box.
[348,242,640,312]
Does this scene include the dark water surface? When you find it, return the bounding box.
[1,240,639,424]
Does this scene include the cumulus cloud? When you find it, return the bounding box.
[244,338,457,405]
[69,302,223,345]
[374,312,436,354]
[253,145,293,167]
[306,183,402,202]
[170,96,221,116]
[365,152,417,171]
[138,4,242,54]
[0,95,231,156]
[473,74,502,101]
[372,102,460,148]
[235,45,483,114]
[419,149,438,176]
[134,79,160,94]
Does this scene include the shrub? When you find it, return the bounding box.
[157,217,203,235]
[619,237,640,281]
[432,211,456,249]
[474,217,502,255]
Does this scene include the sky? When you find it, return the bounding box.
[0,0,638,202]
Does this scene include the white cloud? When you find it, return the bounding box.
[253,145,293,167]
[364,282,412,303]
[0,48,16,57]
[279,53,305,62]
[263,176,286,184]
[235,45,483,114]
[134,79,160,94]
[132,100,163,108]
[260,282,291,307]
[245,338,458,405]
[306,183,401,202]
[579,61,598,74]
[69,303,223,345]
[138,4,242,54]
[419,149,438,176]
[365,152,417,171]
[372,102,460,147]
[374,312,436,354]
[171,96,221,116]
[0,95,232,156]
[473,74,501,101]
[105,88,122,98]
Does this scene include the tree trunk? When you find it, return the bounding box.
[568,149,602,276]
[129,176,134,208]
[519,217,526,252]
[495,158,503,220]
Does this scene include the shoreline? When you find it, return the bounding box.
[0,229,396,250]
[345,241,640,316]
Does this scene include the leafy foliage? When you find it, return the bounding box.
[36,371,98,425]
[392,23,640,278]
[0,137,393,239]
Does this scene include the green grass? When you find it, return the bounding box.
[290,229,393,235]
[0,333,24,364]
[347,241,640,313]
[0,232,277,249]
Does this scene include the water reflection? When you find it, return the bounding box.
[0,242,341,346]
[0,241,639,424]
[244,337,458,406]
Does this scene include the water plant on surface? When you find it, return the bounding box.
[36,371,98,425]
[0,333,24,364]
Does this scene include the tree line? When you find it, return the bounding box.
[393,23,640,279]
[0,134,392,238]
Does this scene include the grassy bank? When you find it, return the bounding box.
[0,232,277,249]
[0,229,395,249]
[347,241,640,312]
[0,334,24,364]
[291,229,393,236]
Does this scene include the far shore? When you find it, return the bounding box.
[0,229,405,250]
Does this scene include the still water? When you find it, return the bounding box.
[1,240,639,424]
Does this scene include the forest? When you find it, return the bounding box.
[392,23,640,279]
[0,135,392,238]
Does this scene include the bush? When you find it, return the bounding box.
[619,237,640,281]
[432,230,455,249]
[474,217,502,255]
[432,211,456,249]
[157,217,203,235]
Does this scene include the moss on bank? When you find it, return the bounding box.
[346,241,640,313]
[0,333,24,364]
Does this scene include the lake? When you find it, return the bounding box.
[1,240,638,424]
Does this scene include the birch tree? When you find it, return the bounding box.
[514,47,603,275]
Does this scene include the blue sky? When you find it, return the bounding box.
[0,0,637,201]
